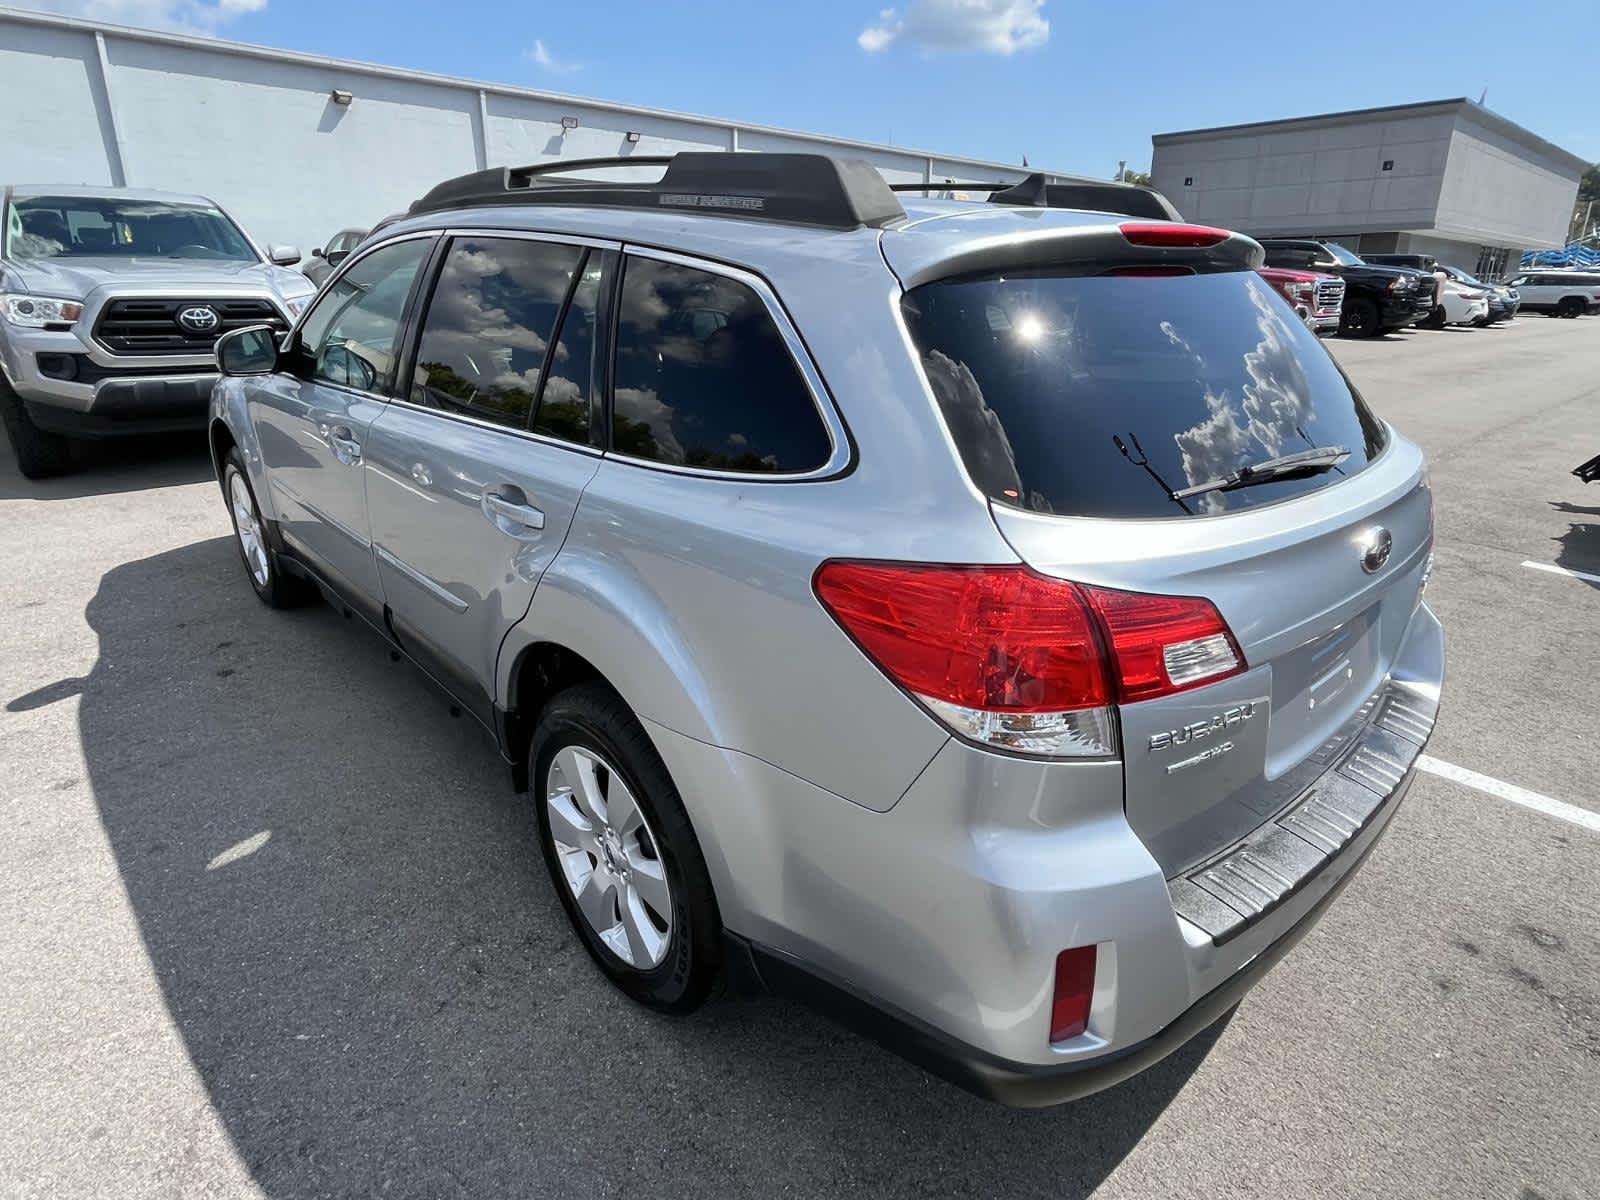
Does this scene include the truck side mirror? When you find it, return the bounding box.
[268,244,302,266]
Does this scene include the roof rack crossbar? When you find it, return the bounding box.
[892,173,1184,222]
[409,152,906,230]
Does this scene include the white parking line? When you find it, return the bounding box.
[1417,755,1600,834]
[1521,560,1600,586]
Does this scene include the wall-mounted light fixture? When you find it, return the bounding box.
[560,116,579,134]
[624,130,641,144]
[330,89,353,106]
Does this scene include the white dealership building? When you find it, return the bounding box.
[0,5,1064,259]
[1151,99,1587,280]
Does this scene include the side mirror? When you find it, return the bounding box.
[311,247,324,259]
[216,325,279,376]
[268,244,302,266]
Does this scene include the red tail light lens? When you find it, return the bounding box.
[1082,586,1245,703]
[1051,946,1098,1043]
[813,563,1246,757]
[1119,222,1231,248]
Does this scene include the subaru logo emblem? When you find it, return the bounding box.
[177,305,220,334]
[1360,526,1393,574]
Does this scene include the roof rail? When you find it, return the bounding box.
[409,153,906,230]
[889,173,1184,221]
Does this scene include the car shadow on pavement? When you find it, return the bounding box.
[76,538,1219,1199]
[1549,500,1600,586]
[0,429,214,500]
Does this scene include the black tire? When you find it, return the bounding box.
[531,681,722,1013]
[1558,296,1584,319]
[221,447,314,608]
[0,376,72,479]
[1339,297,1380,338]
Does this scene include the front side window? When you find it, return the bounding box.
[901,267,1388,519]
[410,236,583,429]
[610,257,831,473]
[298,237,430,393]
[7,195,257,262]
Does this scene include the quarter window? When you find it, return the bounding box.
[610,256,831,474]
[298,237,430,393]
[410,236,585,429]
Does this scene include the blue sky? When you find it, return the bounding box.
[17,0,1600,174]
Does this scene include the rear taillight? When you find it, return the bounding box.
[1119,222,1231,248]
[812,563,1246,758]
[1051,946,1098,1043]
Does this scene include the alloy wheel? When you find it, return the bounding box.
[228,469,270,587]
[545,745,673,969]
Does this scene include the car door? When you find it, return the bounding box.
[362,232,610,722]
[248,234,433,620]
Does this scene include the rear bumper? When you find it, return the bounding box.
[737,773,1409,1106]
[648,602,1445,1104]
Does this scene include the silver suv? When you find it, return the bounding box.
[0,185,315,477]
[207,154,1443,1106]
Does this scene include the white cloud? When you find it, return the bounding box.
[526,39,581,75]
[6,0,266,33]
[857,0,1048,55]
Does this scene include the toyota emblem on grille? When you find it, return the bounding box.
[1360,526,1393,574]
[177,305,220,334]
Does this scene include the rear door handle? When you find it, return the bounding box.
[482,487,546,533]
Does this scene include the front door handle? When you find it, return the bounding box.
[319,422,362,466]
[482,487,546,533]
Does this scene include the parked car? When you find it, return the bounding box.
[1503,270,1600,318]
[302,227,368,286]
[0,185,316,478]
[1434,265,1519,324]
[207,153,1442,1106]
[1360,254,1501,328]
[1256,266,1344,334]
[1257,239,1435,336]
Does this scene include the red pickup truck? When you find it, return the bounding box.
[1257,267,1345,335]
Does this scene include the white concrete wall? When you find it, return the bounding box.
[1,9,1052,262]
[1434,113,1578,248]
[1151,109,1454,237]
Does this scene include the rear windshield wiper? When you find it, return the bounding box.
[1172,445,1350,500]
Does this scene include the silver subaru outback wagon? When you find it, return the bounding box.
[207,154,1443,1106]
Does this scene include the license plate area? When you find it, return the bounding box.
[1168,686,1438,944]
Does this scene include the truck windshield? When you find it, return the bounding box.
[7,195,258,262]
[1324,243,1366,267]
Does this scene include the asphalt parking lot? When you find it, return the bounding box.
[2,315,1597,1199]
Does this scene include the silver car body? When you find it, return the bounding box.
[0,185,314,435]
[211,187,1443,1102]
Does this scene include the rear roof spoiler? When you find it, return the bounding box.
[889,173,1184,221]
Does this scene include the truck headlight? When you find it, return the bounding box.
[283,293,315,318]
[1,294,84,328]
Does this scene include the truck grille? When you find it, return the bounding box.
[1314,279,1344,316]
[95,298,287,356]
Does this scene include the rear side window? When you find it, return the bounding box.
[610,256,831,474]
[410,236,584,429]
[901,268,1388,518]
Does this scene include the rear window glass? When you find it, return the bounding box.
[901,268,1387,518]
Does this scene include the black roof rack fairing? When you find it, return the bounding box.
[889,173,1183,221]
[410,153,907,230]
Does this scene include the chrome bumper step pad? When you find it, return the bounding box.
[1169,685,1438,945]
